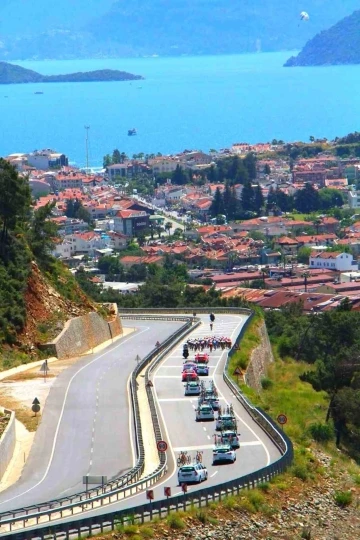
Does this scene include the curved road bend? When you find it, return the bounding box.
[0,320,184,512]
[10,314,282,529]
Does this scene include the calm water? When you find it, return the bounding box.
[1,53,360,168]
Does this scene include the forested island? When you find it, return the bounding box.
[285,9,360,66]
[0,61,143,84]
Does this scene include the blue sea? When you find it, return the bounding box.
[1,52,360,168]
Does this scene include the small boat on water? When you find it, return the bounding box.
[128,128,137,136]
[34,91,44,95]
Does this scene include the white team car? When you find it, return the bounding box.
[178,463,208,484]
[196,404,215,421]
[216,413,236,431]
[220,430,240,449]
[184,381,201,396]
[212,444,236,464]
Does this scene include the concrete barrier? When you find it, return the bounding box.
[0,407,15,481]
[42,304,123,359]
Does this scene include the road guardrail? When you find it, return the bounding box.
[0,315,200,533]
[0,310,293,539]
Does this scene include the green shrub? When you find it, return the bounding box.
[123,524,139,535]
[334,490,353,508]
[258,481,270,492]
[292,464,309,481]
[166,513,186,530]
[140,526,154,538]
[301,526,312,539]
[308,422,334,442]
[195,509,209,524]
[247,489,265,511]
[260,377,273,390]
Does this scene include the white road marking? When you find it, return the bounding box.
[207,435,211,440]
[172,442,265,451]
[203,427,207,431]
[158,398,200,402]
[210,471,218,478]
[0,325,151,507]
[154,375,183,379]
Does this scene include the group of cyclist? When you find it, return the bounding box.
[186,336,232,352]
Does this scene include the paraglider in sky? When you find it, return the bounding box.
[300,11,310,21]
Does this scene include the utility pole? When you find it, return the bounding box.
[84,125,90,174]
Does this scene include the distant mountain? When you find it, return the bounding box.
[0,62,143,84]
[285,10,360,66]
[0,1,359,60]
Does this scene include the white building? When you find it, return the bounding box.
[64,232,107,256]
[348,188,360,209]
[309,251,358,272]
[27,149,68,171]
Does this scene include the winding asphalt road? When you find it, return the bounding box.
[0,320,184,513]
[0,314,284,537]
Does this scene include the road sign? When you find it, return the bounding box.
[157,440,168,452]
[277,414,288,425]
[146,380,153,387]
[181,483,188,493]
[83,475,107,485]
[164,487,171,497]
[234,367,242,376]
[32,397,40,405]
[146,489,154,500]
[39,362,49,372]
[31,404,40,414]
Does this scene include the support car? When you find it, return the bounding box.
[178,463,208,484]
[182,369,198,382]
[212,444,236,464]
[184,381,201,396]
[196,404,215,421]
[196,363,209,376]
[220,430,240,449]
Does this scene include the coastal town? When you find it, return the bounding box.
[5,136,360,313]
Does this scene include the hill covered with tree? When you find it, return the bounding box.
[285,9,360,66]
[0,159,94,361]
[0,62,142,84]
[0,0,358,59]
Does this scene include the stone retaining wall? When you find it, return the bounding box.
[0,407,16,481]
[42,304,123,359]
[245,321,274,392]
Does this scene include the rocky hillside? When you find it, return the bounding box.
[21,262,95,350]
[285,9,360,66]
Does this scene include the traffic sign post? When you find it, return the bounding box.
[39,360,49,382]
[32,397,41,417]
[157,440,168,453]
[181,482,187,511]
[146,489,154,518]
[135,355,141,365]
[277,413,288,430]
[234,367,242,384]
[164,486,171,514]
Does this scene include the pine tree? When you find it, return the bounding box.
[243,152,257,180]
[112,149,121,164]
[253,184,264,214]
[240,181,254,212]
[210,187,224,217]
